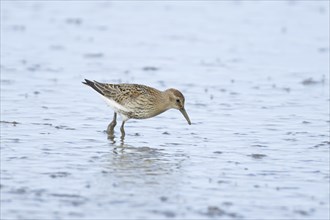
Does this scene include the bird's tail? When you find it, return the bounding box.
[82,79,104,95]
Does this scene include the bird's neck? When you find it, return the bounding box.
[148,91,172,117]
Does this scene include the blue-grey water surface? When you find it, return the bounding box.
[1,1,329,219]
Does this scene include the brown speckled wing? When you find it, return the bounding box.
[92,81,159,107]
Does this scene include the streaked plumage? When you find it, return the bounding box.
[83,79,191,138]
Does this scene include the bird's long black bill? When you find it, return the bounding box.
[180,108,191,125]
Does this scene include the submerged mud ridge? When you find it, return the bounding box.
[1,1,329,219]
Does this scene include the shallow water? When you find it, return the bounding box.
[1,1,329,219]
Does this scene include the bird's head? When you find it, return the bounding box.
[165,88,191,125]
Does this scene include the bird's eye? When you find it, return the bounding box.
[176,99,180,103]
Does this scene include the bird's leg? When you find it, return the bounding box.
[120,121,126,140]
[107,112,117,136]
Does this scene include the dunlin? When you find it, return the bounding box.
[83,79,191,138]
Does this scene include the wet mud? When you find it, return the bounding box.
[1,1,329,219]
